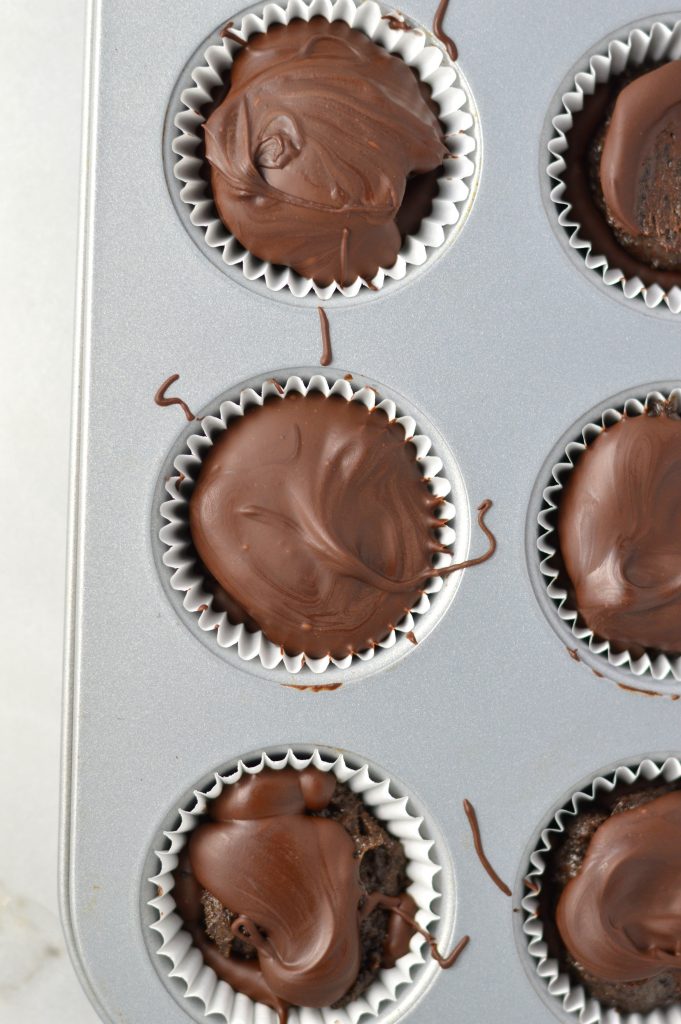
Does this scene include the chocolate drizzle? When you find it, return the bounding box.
[203,19,448,286]
[462,799,511,897]
[432,0,458,63]
[339,227,350,287]
[154,374,197,422]
[437,499,496,577]
[173,769,467,1021]
[317,307,332,366]
[220,20,246,44]
[283,682,342,692]
[381,13,413,31]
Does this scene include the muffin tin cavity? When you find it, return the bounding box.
[163,0,481,305]
[515,755,681,1024]
[153,368,470,684]
[526,383,681,694]
[143,745,455,1024]
[543,16,681,316]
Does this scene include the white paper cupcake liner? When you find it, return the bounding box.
[172,0,477,299]
[159,373,457,674]
[522,756,681,1024]
[538,388,681,683]
[547,18,681,313]
[149,748,445,1024]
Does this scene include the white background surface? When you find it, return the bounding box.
[0,1,99,1020]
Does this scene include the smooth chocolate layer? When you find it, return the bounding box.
[173,769,418,1020]
[204,18,447,286]
[557,409,681,655]
[189,393,444,659]
[564,62,681,286]
[541,781,681,1014]
[557,790,681,984]
[600,61,681,269]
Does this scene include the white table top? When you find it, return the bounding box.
[0,1,98,1020]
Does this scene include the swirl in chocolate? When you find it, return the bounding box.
[174,769,466,1022]
[600,61,681,269]
[189,393,445,659]
[557,409,681,654]
[203,18,447,286]
[556,790,681,983]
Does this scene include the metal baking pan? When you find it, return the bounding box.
[61,2,681,1022]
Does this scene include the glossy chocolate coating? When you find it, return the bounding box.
[600,61,681,270]
[173,769,417,1019]
[556,790,681,984]
[557,410,681,654]
[189,393,443,659]
[203,18,447,286]
[564,63,681,286]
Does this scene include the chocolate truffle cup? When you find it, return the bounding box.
[148,748,451,1024]
[519,755,681,1024]
[547,17,681,314]
[536,387,681,686]
[159,373,459,675]
[170,0,478,300]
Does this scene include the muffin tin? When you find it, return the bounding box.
[61,3,681,1023]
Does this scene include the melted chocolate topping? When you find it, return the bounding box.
[564,63,681,286]
[318,307,332,367]
[189,392,445,659]
[600,61,681,267]
[174,769,466,1020]
[557,790,681,983]
[462,799,511,897]
[204,18,447,286]
[154,374,197,422]
[432,0,458,63]
[557,409,681,655]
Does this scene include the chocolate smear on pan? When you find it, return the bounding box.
[432,0,458,62]
[154,374,198,422]
[463,800,511,896]
[318,308,332,367]
[220,21,245,44]
[382,13,414,31]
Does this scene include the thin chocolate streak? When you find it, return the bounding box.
[318,307,332,366]
[432,0,458,63]
[367,895,470,969]
[462,800,511,897]
[154,374,197,422]
[567,647,580,663]
[381,13,413,31]
[437,499,496,577]
[220,20,246,44]
[283,682,342,692]
[406,631,418,646]
[270,378,285,395]
[340,227,350,286]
